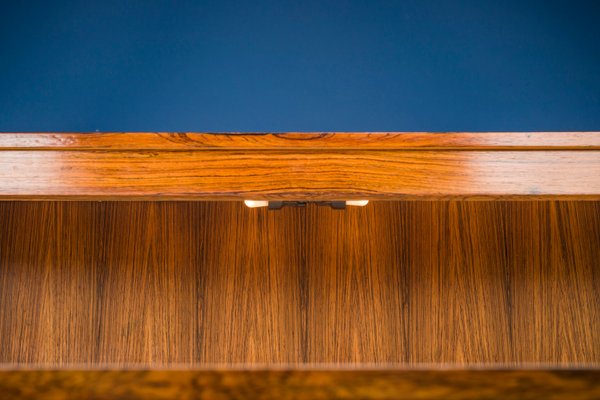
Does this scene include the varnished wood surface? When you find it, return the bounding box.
[0,132,599,200]
[1,201,598,368]
[2,132,600,150]
[0,150,599,200]
[1,370,599,400]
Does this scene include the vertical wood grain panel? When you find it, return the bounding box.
[195,203,305,364]
[0,201,598,367]
[304,204,410,364]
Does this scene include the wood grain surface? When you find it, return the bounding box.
[0,133,599,200]
[1,201,598,368]
[0,150,599,200]
[2,132,600,150]
[1,370,599,400]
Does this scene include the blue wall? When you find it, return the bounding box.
[1,0,598,131]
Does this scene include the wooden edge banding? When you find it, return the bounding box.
[0,370,598,399]
[1,132,600,150]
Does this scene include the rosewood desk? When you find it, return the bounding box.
[0,132,599,399]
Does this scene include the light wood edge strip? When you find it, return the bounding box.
[1,132,600,150]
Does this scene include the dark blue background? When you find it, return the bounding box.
[1,0,598,132]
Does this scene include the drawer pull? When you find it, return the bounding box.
[244,200,368,210]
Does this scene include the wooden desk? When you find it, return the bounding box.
[0,133,599,399]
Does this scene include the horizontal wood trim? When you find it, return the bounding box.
[1,133,599,199]
[0,370,598,399]
[0,149,598,200]
[1,132,600,150]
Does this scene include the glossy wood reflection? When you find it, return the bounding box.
[1,150,599,200]
[1,201,598,368]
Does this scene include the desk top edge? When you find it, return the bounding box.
[1,132,599,150]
